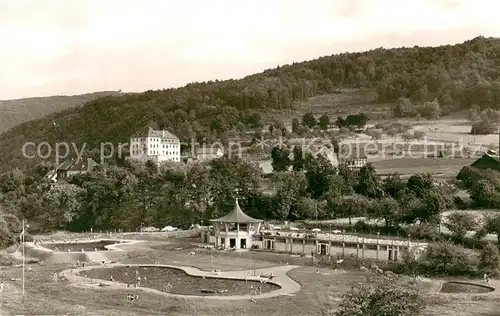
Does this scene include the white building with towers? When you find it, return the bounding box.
[129,126,181,163]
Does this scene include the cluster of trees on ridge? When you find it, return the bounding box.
[1,36,500,172]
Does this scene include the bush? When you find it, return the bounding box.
[353,220,370,232]
[0,254,12,266]
[471,120,497,135]
[420,241,474,276]
[453,196,472,210]
[331,272,423,316]
[0,227,11,249]
[406,223,441,242]
[478,242,500,276]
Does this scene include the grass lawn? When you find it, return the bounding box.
[2,239,500,315]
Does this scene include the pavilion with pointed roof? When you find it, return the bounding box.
[209,198,263,250]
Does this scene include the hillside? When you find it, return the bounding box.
[1,36,500,173]
[0,91,123,134]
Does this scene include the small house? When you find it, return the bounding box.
[341,147,368,169]
[456,153,500,181]
[196,147,224,161]
[51,158,98,182]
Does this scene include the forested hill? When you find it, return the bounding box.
[0,91,122,134]
[1,36,500,173]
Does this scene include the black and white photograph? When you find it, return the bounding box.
[1,0,500,315]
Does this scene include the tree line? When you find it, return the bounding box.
[0,150,497,238]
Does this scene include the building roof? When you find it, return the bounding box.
[56,160,73,171]
[471,153,500,167]
[69,158,97,172]
[209,198,263,223]
[316,147,339,166]
[197,147,223,155]
[56,158,97,172]
[133,126,179,139]
[457,153,500,181]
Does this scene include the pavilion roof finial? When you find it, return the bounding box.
[235,188,240,202]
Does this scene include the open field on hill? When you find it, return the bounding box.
[291,89,393,120]
[371,157,475,176]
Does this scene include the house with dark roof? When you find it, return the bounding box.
[46,158,98,182]
[456,152,500,181]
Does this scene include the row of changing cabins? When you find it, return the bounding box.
[200,199,427,262]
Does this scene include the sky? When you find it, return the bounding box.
[1,0,499,100]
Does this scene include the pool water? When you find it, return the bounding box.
[440,281,494,294]
[82,266,280,296]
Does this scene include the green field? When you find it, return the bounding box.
[372,157,475,176]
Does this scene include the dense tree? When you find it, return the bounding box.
[393,97,413,118]
[207,156,260,218]
[292,146,305,171]
[382,173,407,200]
[328,136,341,155]
[337,165,357,194]
[407,173,434,198]
[422,241,470,274]
[38,183,85,231]
[273,172,307,220]
[481,213,500,247]
[471,120,498,135]
[301,112,317,129]
[418,99,441,119]
[470,180,500,208]
[271,147,291,172]
[336,196,369,225]
[183,163,211,221]
[335,114,369,128]
[0,169,25,194]
[318,114,330,131]
[291,118,301,134]
[304,153,337,198]
[290,196,317,220]
[444,212,478,242]
[74,166,138,230]
[355,164,381,198]
[368,197,401,228]
[478,242,500,275]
